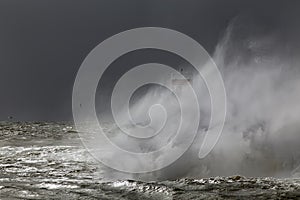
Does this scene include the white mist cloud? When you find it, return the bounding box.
[98,16,300,180]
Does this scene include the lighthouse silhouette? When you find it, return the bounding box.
[171,67,193,92]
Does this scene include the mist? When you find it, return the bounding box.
[93,15,300,181]
[196,16,300,178]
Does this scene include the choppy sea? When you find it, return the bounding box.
[0,122,299,199]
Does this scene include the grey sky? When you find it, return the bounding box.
[0,0,299,121]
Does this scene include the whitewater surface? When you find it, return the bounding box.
[0,122,299,199]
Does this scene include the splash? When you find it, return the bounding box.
[97,17,300,180]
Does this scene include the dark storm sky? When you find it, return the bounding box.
[0,0,299,121]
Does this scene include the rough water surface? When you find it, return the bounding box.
[0,122,299,199]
